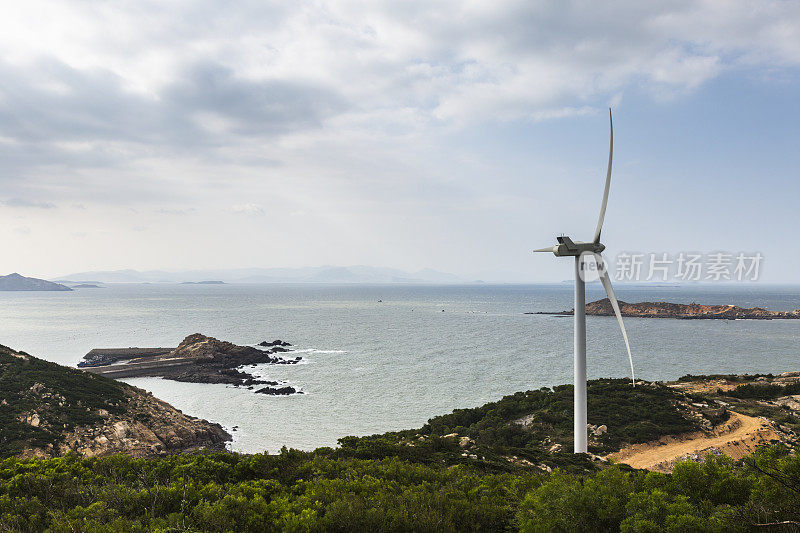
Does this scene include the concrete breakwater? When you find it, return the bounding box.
[79,348,174,365]
[82,355,200,379]
[79,347,185,378]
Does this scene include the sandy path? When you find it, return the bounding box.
[607,412,780,472]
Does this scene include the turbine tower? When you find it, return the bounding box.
[533,108,635,454]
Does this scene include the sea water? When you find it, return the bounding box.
[1,283,798,453]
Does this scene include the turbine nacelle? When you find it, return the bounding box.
[534,236,605,257]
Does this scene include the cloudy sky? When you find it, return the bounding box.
[2,1,800,282]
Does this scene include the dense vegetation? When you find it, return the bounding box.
[726,382,800,400]
[0,445,798,532]
[0,345,127,456]
[516,446,800,532]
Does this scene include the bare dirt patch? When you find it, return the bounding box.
[669,379,743,395]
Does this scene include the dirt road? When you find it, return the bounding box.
[607,412,781,472]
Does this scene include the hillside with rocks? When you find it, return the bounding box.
[337,373,800,474]
[0,343,230,459]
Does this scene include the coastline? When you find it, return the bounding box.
[531,297,800,320]
[3,282,800,454]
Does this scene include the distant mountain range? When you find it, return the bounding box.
[57,266,463,284]
[0,273,72,291]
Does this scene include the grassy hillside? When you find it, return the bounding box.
[335,379,702,473]
[0,344,127,456]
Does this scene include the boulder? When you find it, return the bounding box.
[258,340,292,347]
[254,386,298,395]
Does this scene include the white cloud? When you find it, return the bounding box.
[0,4,794,177]
[231,203,265,215]
[0,1,797,148]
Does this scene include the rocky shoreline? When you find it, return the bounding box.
[80,333,302,394]
[531,298,800,319]
[1,343,230,459]
[55,386,232,458]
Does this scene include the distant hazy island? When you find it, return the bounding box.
[533,298,800,319]
[0,273,72,291]
[180,280,225,285]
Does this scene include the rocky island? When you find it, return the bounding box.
[79,333,302,394]
[0,343,229,458]
[533,298,800,319]
[0,273,72,291]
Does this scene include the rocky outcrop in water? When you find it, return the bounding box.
[80,334,302,390]
[259,339,292,347]
[533,298,800,319]
[255,385,299,395]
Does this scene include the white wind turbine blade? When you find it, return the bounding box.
[593,253,635,385]
[592,108,613,244]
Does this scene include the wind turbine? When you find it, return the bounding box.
[533,108,634,454]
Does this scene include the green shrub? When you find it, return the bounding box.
[0,446,798,531]
[728,384,786,400]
